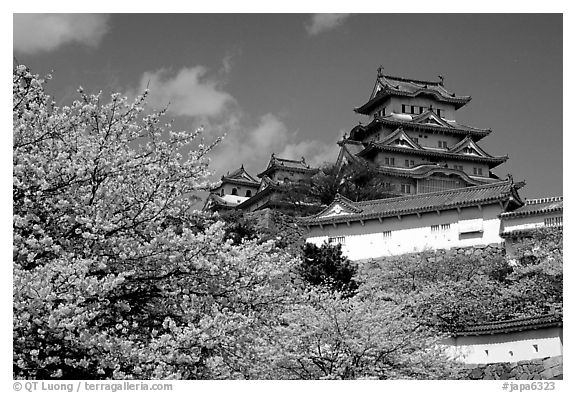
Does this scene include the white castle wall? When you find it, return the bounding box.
[502,212,563,233]
[306,204,504,260]
[442,327,563,364]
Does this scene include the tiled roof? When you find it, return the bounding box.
[203,193,250,210]
[500,196,563,219]
[357,142,508,168]
[300,179,523,226]
[350,116,491,141]
[355,73,472,114]
[222,165,259,183]
[210,166,260,191]
[456,314,563,336]
[258,154,317,178]
[337,141,495,186]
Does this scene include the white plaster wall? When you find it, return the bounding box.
[502,212,563,233]
[442,327,563,364]
[306,204,504,260]
[387,97,456,120]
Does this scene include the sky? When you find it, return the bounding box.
[12,13,563,199]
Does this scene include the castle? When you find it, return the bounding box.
[205,67,563,260]
[204,68,563,367]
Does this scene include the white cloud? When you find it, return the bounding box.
[136,67,235,118]
[305,14,351,35]
[13,14,110,54]
[207,113,342,178]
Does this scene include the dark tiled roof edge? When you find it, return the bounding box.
[456,314,563,336]
[358,117,492,136]
[359,143,508,166]
[300,180,518,226]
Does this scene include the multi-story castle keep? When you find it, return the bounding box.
[205,68,562,259]
[336,67,507,195]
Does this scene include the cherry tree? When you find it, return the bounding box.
[13,65,299,379]
[13,65,464,380]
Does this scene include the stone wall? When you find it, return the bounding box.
[423,243,505,261]
[464,356,563,380]
[245,209,306,250]
[369,242,506,265]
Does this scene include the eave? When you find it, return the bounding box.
[358,143,508,168]
[354,87,471,115]
[351,117,491,141]
[300,180,519,227]
[257,165,318,178]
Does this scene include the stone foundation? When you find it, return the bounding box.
[464,356,562,380]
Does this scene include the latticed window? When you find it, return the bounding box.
[382,231,392,238]
[432,223,450,232]
[544,216,563,227]
[417,177,462,193]
[328,236,346,245]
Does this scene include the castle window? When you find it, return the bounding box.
[405,159,410,167]
[400,184,411,193]
[411,105,416,114]
[436,109,442,117]
[473,167,483,176]
[438,140,448,149]
[402,104,407,113]
[385,182,392,190]
[413,137,418,144]
[384,157,395,166]
[245,190,252,197]
[432,223,450,232]
[545,217,562,227]
[419,107,424,114]
[328,236,346,245]
[220,189,224,197]
[231,188,238,196]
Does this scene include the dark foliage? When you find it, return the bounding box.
[299,242,358,296]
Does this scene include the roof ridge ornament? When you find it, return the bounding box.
[438,75,444,86]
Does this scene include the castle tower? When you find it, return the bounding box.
[337,68,508,195]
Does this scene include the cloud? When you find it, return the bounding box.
[128,63,340,179]
[207,113,342,179]
[13,14,110,54]
[136,67,235,118]
[305,14,351,35]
